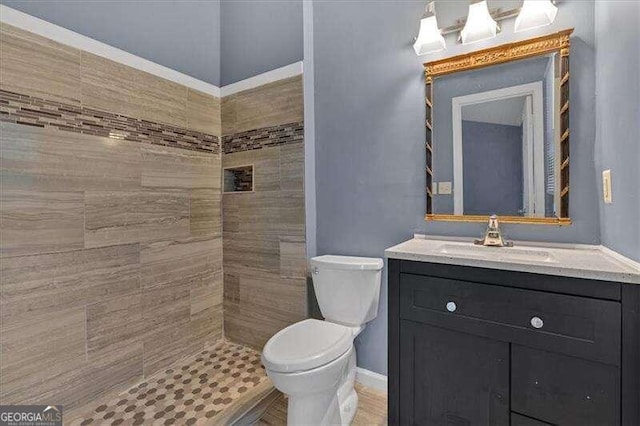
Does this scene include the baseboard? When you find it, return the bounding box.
[355,367,388,393]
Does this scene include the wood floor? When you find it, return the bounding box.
[256,383,387,425]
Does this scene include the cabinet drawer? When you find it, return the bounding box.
[512,345,620,426]
[400,274,621,365]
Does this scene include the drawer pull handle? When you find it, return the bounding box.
[446,301,457,312]
[530,316,544,329]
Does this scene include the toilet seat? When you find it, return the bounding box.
[262,319,353,373]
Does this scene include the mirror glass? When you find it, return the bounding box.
[431,53,561,218]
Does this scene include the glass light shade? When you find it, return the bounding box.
[413,15,446,55]
[515,0,558,32]
[460,1,498,44]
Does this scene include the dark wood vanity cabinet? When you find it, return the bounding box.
[388,259,640,426]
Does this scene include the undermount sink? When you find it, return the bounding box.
[437,243,557,263]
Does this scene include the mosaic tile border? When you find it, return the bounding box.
[223,121,303,154]
[0,89,220,154]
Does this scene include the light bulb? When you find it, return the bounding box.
[460,1,498,44]
[413,2,446,55]
[515,0,558,32]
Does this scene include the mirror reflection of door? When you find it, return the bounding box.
[432,52,564,220]
[453,82,546,217]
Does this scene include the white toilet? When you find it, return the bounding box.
[261,255,383,425]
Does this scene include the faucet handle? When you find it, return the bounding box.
[488,214,500,230]
[475,214,513,247]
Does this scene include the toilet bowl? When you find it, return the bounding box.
[261,255,383,425]
[262,319,360,425]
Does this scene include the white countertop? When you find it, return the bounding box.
[385,235,640,284]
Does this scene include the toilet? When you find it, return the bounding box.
[261,255,383,425]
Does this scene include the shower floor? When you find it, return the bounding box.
[68,340,271,426]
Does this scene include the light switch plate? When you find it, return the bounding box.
[439,181,452,195]
[602,169,612,204]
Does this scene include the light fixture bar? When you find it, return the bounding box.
[440,7,520,37]
[414,0,562,55]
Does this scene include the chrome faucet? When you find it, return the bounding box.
[474,215,513,247]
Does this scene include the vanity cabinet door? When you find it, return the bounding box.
[400,320,509,425]
[511,345,620,426]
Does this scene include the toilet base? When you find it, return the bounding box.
[286,348,358,425]
[336,348,358,424]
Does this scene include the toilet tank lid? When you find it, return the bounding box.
[310,255,383,271]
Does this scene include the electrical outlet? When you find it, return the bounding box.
[438,181,452,195]
[602,169,612,204]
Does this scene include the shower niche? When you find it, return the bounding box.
[224,164,254,193]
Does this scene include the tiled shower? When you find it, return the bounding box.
[222,77,306,349]
[0,20,306,422]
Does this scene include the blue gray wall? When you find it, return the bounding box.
[220,0,303,85]
[462,121,523,216]
[310,0,599,375]
[1,0,222,86]
[312,1,427,376]
[595,0,640,262]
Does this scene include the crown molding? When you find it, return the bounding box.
[0,5,221,97]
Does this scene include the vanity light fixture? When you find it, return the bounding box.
[460,0,499,44]
[515,0,558,32]
[413,0,562,55]
[413,1,446,55]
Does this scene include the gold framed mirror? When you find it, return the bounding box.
[424,29,573,225]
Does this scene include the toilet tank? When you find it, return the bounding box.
[310,255,384,327]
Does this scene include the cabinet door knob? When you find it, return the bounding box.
[530,316,544,329]
[446,301,457,312]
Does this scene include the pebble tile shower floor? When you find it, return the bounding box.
[69,340,269,425]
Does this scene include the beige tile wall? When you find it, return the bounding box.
[222,76,303,135]
[0,23,82,104]
[0,23,222,410]
[222,76,308,349]
[0,23,220,134]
